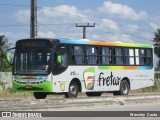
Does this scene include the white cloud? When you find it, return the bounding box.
[88,32,134,43]
[0,32,28,45]
[98,19,119,31]
[105,34,133,43]
[139,32,154,44]
[38,31,56,38]
[123,24,139,33]
[149,16,160,30]
[97,1,148,20]
[14,5,94,40]
[38,5,90,24]
[14,9,30,24]
[119,34,134,43]
[12,3,152,45]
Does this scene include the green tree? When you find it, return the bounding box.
[153,29,160,69]
[0,35,11,72]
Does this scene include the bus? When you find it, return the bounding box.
[7,38,154,99]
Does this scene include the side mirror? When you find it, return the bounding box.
[6,47,15,66]
[6,52,11,62]
[57,55,62,64]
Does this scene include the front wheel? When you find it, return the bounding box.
[65,82,79,98]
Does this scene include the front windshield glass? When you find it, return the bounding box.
[14,48,51,75]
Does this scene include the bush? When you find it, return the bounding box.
[138,80,160,93]
[7,87,16,93]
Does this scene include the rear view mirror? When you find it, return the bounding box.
[6,48,15,65]
[6,52,11,62]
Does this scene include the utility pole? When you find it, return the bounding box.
[30,0,37,38]
[76,23,95,39]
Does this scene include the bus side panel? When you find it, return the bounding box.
[52,66,154,93]
[129,69,154,90]
[52,66,121,93]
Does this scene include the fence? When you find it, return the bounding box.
[0,72,12,91]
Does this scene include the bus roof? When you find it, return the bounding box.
[59,38,152,48]
[16,38,153,48]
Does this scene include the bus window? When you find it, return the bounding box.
[100,47,111,64]
[14,48,51,75]
[72,46,84,64]
[124,48,129,65]
[146,49,152,65]
[86,46,98,65]
[56,53,69,67]
[135,49,139,65]
[139,49,145,65]
[53,45,69,75]
[114,48,123,65]
[129,49,135,65]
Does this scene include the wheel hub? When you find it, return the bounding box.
[70,85,77,96]
[122,84,128,94]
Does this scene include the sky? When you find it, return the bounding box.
[0,0,160,46]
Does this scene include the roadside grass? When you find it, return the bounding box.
[130,80,160,93]
[0,88,32,98]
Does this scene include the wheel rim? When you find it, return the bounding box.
[122,83,128,94]
[69,85,77,96]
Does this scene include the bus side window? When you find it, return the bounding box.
[114,48,123,65]
[139,49,145,65]
[129,48,135,65]
[72,46,84,64]
[146,49,152,65]
[56,53,69,67]
[86,46,98,65]
[135,49,139,65]
[100,47,111,64]
[124,48,130,65]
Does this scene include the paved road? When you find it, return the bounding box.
[1,93,160,120]
[0,93,160,111]
[57,102,160,111]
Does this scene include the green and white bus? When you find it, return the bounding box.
[7,38,154,99]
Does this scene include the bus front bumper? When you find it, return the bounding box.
[12,80,53,92]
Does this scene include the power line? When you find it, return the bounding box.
[0,23,75,27]
[36,6,153,33]
[95,26,153,41]
[94,27,152,42]
[0,23,152,42]
[0,3,154,33]
[0,3,30,7]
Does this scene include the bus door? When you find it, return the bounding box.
[53,45,69,75]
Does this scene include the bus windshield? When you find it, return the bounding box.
[14,48,51,75]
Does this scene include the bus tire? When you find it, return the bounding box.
[120,80,129,95]
[65,81,79,98]
[86,92,102,97]
[33,92,47,99]
[113,80,129,96]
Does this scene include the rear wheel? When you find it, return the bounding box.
[113,80,129,96]
[65,82,79,98]
[86,92,102,97]
[33,92,47,99]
